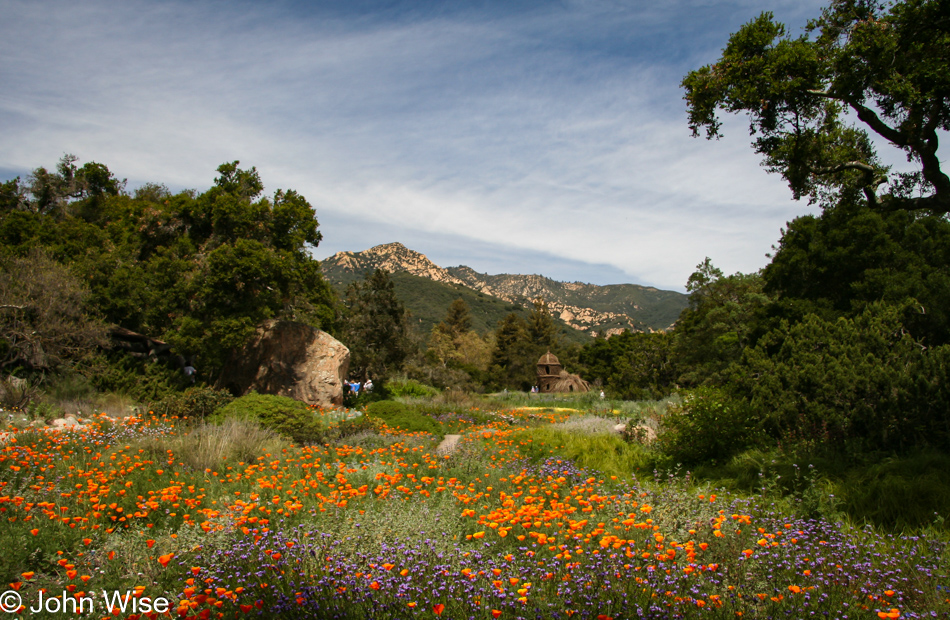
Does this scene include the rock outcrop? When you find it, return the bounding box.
[327,243,468,287]
[216,320,349,407]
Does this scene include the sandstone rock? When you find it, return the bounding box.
[52,417,82,429]
[216,320,350,407]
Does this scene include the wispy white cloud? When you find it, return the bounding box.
[2,0,867,290]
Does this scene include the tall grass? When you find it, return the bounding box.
[130,418,286,472]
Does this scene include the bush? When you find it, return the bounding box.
[656,387,761,466]
[736,303,950,453]
[150,386,234,419]
[0,375,37,409]
[366,400,441,435]
[211,392,323,444]
[87,352,184,402]
[386,379,439,398]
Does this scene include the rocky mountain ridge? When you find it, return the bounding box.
[322,243,687,336]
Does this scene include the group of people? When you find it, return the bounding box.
[346,378,373,395]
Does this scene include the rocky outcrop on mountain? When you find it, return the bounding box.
[446,266,647,334]
[327,243,467,287]
[215,320,349,406]
[321,243,687,335]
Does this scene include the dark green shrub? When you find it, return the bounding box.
[366,400,441,434]
[387,379,439,398]
[366,400,409,418]
[150,386,234,419]
[211,392,323,444]
[736,303,949,453]
[86,352,183,402]
[656,387,761,465]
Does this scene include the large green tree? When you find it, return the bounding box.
[577,331,675,400]
[0,157,337,377]
[339,269,414,383]
[428,298,491,373]
[763,200,950,345]
[673,259,771,386]
[488,313,534,390]
[677,0,950,457]
[682,0,950,213]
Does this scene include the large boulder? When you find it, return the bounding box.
[216,320,349,407]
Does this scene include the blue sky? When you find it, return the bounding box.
[1,0,869,290]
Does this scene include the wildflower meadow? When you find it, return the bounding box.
[0,401,947,620]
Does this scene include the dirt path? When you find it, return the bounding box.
[436,434,462,456]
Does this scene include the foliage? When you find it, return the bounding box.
[149,386,234,420]
[138,418,286,473]
[682,0,950,213]
[0,402,947,619]
[673,258,771,386]
[85,352,187,403]
[386,378,440,399]
[527,297,560,352]
[763,200,950,346]
[41,372,96,402]
[6,154,125,216]
[366,399,441,434]
[486,298,569,391]
[211,392,323,444]
[693,447,950,531]
[511,426,655,479]
[487,313,535,390]
[578,331,676,400]
[0,376,39,410]
[427,297,493,385]
[0,157,337,377]
[365,400,409,418]
[339,269,414,382]
[0,249,107,371]
[656,387,762,466]
[735,302,950,454]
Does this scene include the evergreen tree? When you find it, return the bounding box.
[673,259,771,386]
[434,298,472,339]
[489,313,534,390]
[340,269,413,382]
[527,298,559,351]
[428,298,490,373]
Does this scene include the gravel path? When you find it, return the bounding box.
[436,433,462,456]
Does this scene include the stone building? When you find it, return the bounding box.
[536,351,590,393]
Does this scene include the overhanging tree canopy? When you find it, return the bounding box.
[682,0,950,213]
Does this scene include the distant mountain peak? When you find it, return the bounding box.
[326,243,467,287]
[321,243,687,335]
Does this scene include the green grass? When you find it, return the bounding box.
[511,426,656,479]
